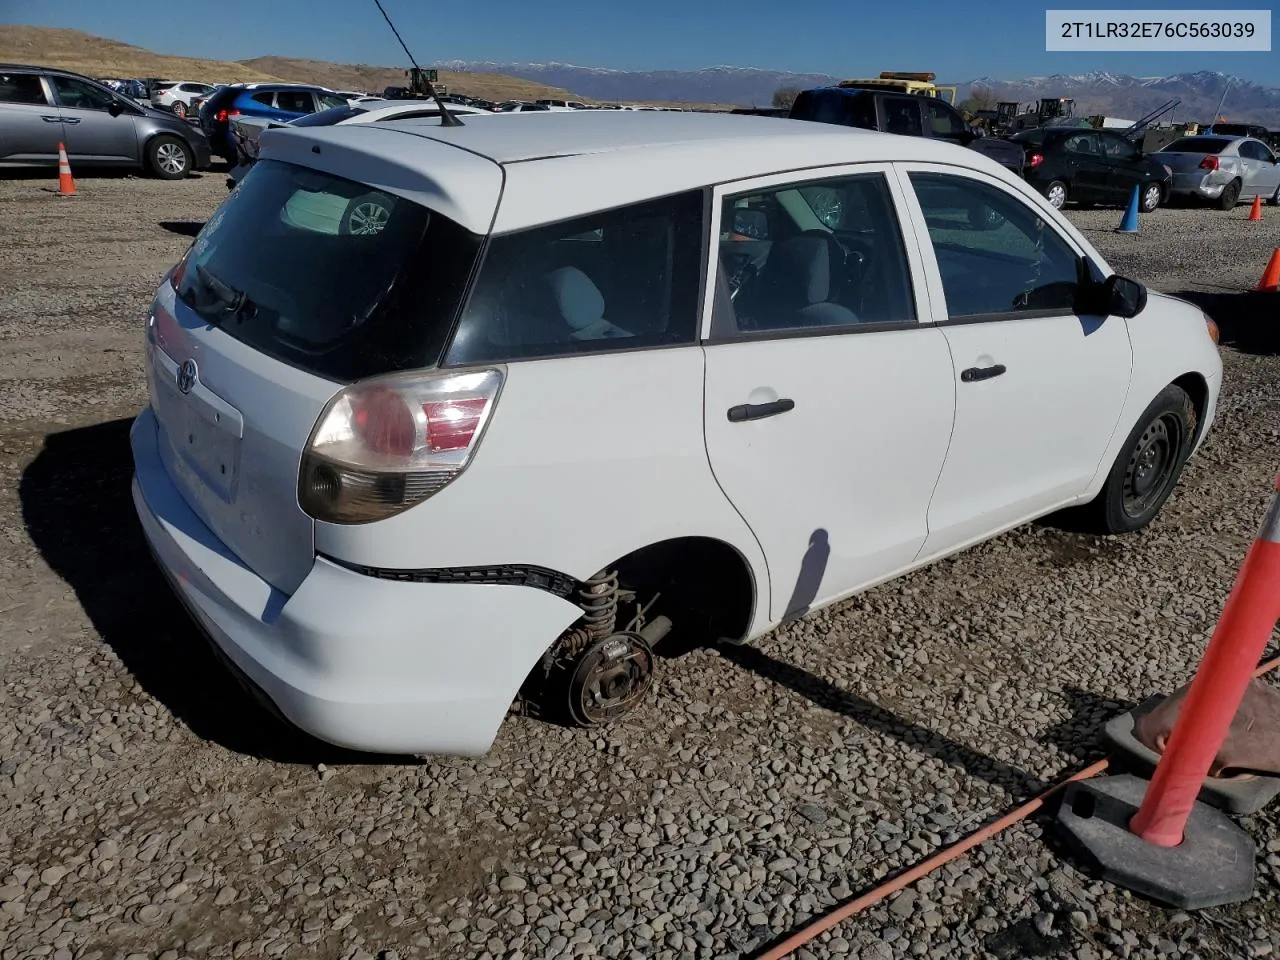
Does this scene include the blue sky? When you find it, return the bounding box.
[5,0,1277,83]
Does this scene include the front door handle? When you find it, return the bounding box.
[41,115,63,123]
[62,117,80,125]
[727,398,795,422]
[961,364,1007,383]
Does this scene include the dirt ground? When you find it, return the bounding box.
[1,168,1279,960]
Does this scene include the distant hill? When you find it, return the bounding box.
[0,26,584,104]
[440,61,1280,125]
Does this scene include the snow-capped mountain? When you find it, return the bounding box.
[436,61,1280,123]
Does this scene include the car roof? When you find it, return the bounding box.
[261,110,1021,237]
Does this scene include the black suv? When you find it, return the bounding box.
[1010,127,1173,212]
[789,86,1025,175]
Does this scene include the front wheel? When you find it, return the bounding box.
[1080,385,1197,534]
[1217,179,1241,211]
[1044,180,1068,209]
[147,135,191,179]
[1140,182,1162,212]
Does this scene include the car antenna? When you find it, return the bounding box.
[370,0,463,126]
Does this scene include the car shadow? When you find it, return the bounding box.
[718,643,1037,795]
[18,417,417,766]
[1169,288,1280,356]
[158,220,204,237]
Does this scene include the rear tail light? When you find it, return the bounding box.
[1199,155,1219,171]
[168,245,192,292]
[299,369,503,524]
[1029,153,1044,169]
[215,109,241,123]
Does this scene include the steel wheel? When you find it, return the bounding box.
[1142,183,1162,212]
[1121,413,1182,520]
[1046,181,1067,208]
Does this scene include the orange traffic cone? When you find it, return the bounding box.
[1249,195,1263,221]
[1257,248,1280,292]
[56,142,76,197]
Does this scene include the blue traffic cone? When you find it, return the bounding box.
[1116,185,1140,233]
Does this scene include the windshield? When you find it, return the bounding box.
[173,159,483,382]
[1161,137,1230,154]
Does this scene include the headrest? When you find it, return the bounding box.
[768,235,835,305]
[548,267,605,331]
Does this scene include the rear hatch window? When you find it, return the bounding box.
[1161,137,1230,154]
[173,159,482,382]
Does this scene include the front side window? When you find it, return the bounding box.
[317,92,348,109]
[0,73,47,105]
[909,172,1082,319]
[1062,132,1099,156]
[924,99,966,137]
[1099,134,1138,160]
[445,191,704,365]
[49,76,116,110]
[714,172,916,336]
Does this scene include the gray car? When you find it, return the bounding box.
[0,64,211,179]
[1156,134,1280,210]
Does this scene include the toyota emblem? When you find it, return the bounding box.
[177,359,198,395]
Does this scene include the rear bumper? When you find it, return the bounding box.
[129,407,581,756]
[1169,172,1229,198]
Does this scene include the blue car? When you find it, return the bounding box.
[197,83,348,162]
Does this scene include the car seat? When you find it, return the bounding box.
[749,232,859,329]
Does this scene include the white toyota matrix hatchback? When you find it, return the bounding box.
[131,111,1222,756]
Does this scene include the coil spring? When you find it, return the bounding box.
[578,569,619,641]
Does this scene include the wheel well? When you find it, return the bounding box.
[1172,372,1209,445]
[607,537,756,646]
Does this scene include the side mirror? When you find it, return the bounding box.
[1080,274,1146,317]
[108,100,124,117]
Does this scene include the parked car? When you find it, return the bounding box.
[496,101,552,112]
[789,86,1026,176]
[197,83,349,162]
[225,99,491,187]
[132,111,1221,756]
[187,84,226,120]
[537,98,588,109]
[1156,135,1280,209]
[0,65,211,177]
[1010,127,1172,211]
[151,80,218,119]
[1204,122,1270,140]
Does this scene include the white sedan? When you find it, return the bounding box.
[135,111,1221,756]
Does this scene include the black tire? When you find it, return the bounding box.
[147,135,191,180]
[1217,179,1241,211]
[1269,184,1280,207]
[1140,182,1163,213]
[1080,385,1197,534]
[1044,180,1068,209]
[339,192,394,235]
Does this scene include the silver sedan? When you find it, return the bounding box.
[1157,135,1280,210]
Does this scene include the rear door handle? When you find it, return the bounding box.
[727,399,795,422]
[62,117,80,125]
[42,115,63,123]
[961,364,1007,383]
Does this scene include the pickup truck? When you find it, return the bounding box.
[789,85,1026,176]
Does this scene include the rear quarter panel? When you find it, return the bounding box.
[314,348,773,638]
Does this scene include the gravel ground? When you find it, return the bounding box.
[0,173,1278,960]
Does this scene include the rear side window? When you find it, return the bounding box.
[276,91,314,113]
[790,90,876,129]
[174,159,483,382]
[251,91,275,107]
[924,100,966,137]
[881,97,923,137]
[0,73,46,105]
[1162,137,1230,154]
[445,191,705,366]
